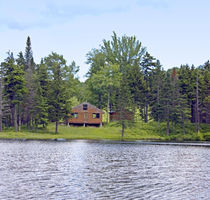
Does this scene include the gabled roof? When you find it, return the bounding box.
[72,102,103,113]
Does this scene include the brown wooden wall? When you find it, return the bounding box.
[68,102,103,125]
[110,111,134,121]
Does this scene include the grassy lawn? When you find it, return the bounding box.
[0,122,163,141]
[0,122,209,141]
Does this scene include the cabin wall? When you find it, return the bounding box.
[110,111,134,121]
[68,108,102,125]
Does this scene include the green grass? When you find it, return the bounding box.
[0,121,209,141]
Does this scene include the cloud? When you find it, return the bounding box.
[0,0,169,31]
[0,0,129,30]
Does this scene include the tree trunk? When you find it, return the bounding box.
[27,114,31,130]
[0,78,2,132]
[181,111,185,135]
[98,94,102,109]
[182,120,185,135]
[166,119,170,136]
[166,103,170,136]
[191,101,195,123]
[121,121,125,139]
[157,85,160,128]
[18,104,21,131]
[106,88,110,124]
[14,105,18,132]
[171,121,174,134]
[195,73,199,133]
[55,121,58,133]
[145,102,148,123]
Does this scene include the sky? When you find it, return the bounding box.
[0,0,210,81]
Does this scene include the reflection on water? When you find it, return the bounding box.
[0,140,209,200]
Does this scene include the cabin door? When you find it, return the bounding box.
[84,112,88,122]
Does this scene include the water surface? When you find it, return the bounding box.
[0,140,209,200]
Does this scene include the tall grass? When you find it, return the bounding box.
[0,121,209,141]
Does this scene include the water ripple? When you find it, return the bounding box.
[0,141,209,200]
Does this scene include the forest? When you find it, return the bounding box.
[0,32,209,139]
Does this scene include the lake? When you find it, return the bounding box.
[0,140,209,200]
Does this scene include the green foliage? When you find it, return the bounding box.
[101,31,146,69]
[150,61,165,122]
[33,60,49,127]
[22,36,37,129]
[2,52,26,106]
[87,63,121,109]
[86,49,106,76]
[44,52,72,132]
[1,52,27,131]
[1,33,209,140]
[24,36,34,71]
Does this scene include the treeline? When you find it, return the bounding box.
[0,37,80,133]
[84,32,210,136]
[0,33,209,135]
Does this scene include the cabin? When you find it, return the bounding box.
[110,110,134,121]
[68,102,103,127]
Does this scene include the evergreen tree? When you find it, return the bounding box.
[160,71,173,135]
[2,52,26,131]
[150,60,165,126]
[23,36,36,128]
[24,36,34,71]
[140,52,157,122]
[16,52,25,68]
[16,52,25,130]
[33,60,49,129]
[44,52,71,133]
[170,68,181,129]
[115,69,134,138]
[201,61,210,123]
[178,66,193,134]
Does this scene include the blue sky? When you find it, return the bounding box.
[0,0,210,81]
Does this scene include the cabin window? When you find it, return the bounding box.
[92,113,100,119]
[72,113,78,118]
[83,104,88,110]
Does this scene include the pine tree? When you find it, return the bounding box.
[25,36,34,71]
[201,61,210,123]
[16,52,25,130]
[33,60,49,129]
[195,62,210,124]
[16,52,25,68]
[141,52,157,122]
[160,71,173,135]
[44,52,71,133]
[2,52,26,131]
[23,36,36,128]
[195,71,200,133]
[150,60,165,126]
[116,71,134,138]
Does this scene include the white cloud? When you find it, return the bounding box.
[0,0,130,30]
[0,0,210,81]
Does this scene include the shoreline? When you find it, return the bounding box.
[0,138,210,147]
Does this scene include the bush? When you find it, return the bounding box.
[203,133,210,141]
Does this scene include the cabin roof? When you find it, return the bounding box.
[72,102,103,113]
